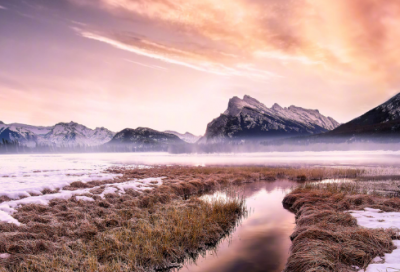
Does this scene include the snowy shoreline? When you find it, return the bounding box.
[0,177,164,225]
[350,208,400,272]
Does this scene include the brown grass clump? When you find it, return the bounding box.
[283,184,400,272]
[0,196,245,272]
[0,195,245,272]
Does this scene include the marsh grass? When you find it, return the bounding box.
[0,195,245,271]
[106,165,362,185]
[0,166,362,271]
[283,181,400,272]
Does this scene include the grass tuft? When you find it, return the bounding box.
[283,182,400,272]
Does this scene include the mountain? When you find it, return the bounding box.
[108,127,184,147]
[0,121,115,147]
[324,93,400,138]
[0,123,52,147]
[164,131,201,143]
[37,122,115,147]
[200,95,340,143]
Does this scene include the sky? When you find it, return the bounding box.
[1,0,400,135]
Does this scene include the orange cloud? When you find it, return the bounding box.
[75,0,400,85]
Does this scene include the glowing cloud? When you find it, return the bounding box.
[71,0,400,85]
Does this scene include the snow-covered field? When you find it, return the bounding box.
[0,154,124,200]
[350,208,400,272]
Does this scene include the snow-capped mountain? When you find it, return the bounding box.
[0,121,115,147]
[0,123,53,147]
[164,131,201,143]
[37,122,115,147]
[326,92,400,137]
[199,95,340,143]
[108,127,184,146]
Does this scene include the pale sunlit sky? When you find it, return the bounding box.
[1,0,400,135]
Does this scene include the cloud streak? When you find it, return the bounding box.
[124,59,167,71]
[71,0,400,85]
[77,28,279,79]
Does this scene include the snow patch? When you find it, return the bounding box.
[0,210,21,226]
[0,253,10,259]
[0,154,126,201]
[0,177,165,225]
[350,208,400,230]
[76,196,95,202]
[350,208,400,272]
[360,241,400,271]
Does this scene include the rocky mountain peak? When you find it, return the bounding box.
[243,95,262,105]
[202,95,340,143]
[225,95,268,116]
[0,121,4,125]
[272,103,283,111]
[225,96,246,116]
[55,121,78,127]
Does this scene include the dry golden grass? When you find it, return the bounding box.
[0,196,245,271]
[283,183,400,272]
[107,165,362,184]
[0,166,363,271]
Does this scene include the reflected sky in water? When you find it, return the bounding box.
[178,181,296,272]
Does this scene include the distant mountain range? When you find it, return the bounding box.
[0,122,195,148]
[199,95,340,143]
[0,121,115,147]
[3,92,400,151]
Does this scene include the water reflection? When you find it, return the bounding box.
[178,181,296,272]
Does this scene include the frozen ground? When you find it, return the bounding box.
[0,177,164,225]
[0,155,126,200]
[350,208,400,272]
